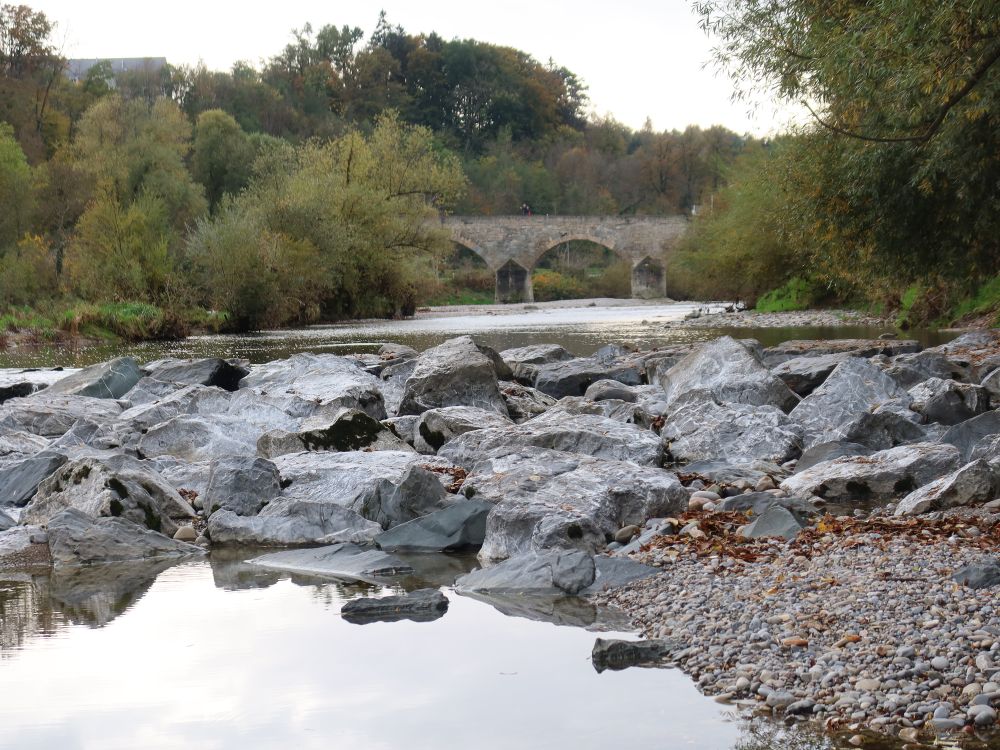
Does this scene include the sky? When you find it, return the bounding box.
[31,0,792,136]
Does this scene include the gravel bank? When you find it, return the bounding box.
[664,308,893,329]
[594,510,1000,743]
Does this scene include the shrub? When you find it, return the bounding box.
[532,269,585,301]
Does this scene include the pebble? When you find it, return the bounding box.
[173,525,198,542]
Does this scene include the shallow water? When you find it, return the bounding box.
[0,301,957,368]
[0,555,757,750]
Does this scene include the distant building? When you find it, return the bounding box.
[65,57,167,83]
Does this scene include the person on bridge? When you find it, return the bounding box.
[520,202,532,216]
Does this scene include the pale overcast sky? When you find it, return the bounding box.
[34,0,792,135]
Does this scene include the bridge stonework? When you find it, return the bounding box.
[442,215,689,302]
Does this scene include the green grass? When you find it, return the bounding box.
[754,277,818,312]
[949,275,1000,323]
[422,289,494,306]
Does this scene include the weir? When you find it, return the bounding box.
[442,215,688,302]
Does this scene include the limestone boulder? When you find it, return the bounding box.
[116,384,232,434]
[455,549,596,595]
[273,451,455,529]
[45,357,142,399]
[794,441,870,474]
[257,408,410,458]
[762,339,920,367]
[500,344,575,383]
[202,456,281,516]
[789,357,912,449]
[379,358,417,417]
[657,336,799,412]
[907,377,990,425]
[374,500,493,552]
[498,381,557,422]
[138,414,265,462]
[661,392,803,465]
[141,357,248,391]
[458,446,687,561]
[0,395,122,437]
[532,356,643,399]
[540,396,652,428]
[240,352,386,419]
[780,442,961,507]
[207,502,382,546]
[883,350,970,388]
[941,410,1000,461]
[47,508,203,567]
[398,336,509,417]
[894,460,996,515]
[0,451,67,507]
[439,411,663,468]
[771,352,857,397]
[413,406,513,453]
[23,455,196,537]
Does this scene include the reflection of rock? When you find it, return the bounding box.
[249,544,414,583]
[341,588,448,624]
[208,548,285,590]
[457,589,630,630]
[392,551,479,589]
[0,572,62,651]
[591,637,678,673]
[47,558,178,627]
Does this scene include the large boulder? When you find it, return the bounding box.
[762,339,920,367]
[794,441,870,474]
[257,408,410,458]
[455,549,596,595]
[249,543,413,582]
[539,396,652,428]
[140,357,247,391]
[47,508,203,567]
[833,403,928,451]
[240,353,386,419]
[374,500,493,552]
[941,410,1000,461]
[202,456,281,516]
[894,460,996,515]
[378,358,417,417]
[398,336,509,416]
[657,336,799,412]
[272,451,455,529]
[883,350,970,388]
[413,406,513,453]
[0,430,49,459]
[22,455,196,537]
[138,415,264,462]
[739,505,804,541]
[0,395,122,437]
[532,357,643,400]
[439,411,663,468]
[0,451,67,507]
[780,442,961,507]
[661,392,802,465]
[771,353,857,397]
[116,384,232,434]
[789,357,912,449]
[45,357,142,399]
[907,377,990,425]
[501,344,575,383]
[498,382,557,422]
[458,447,687,561]
[207,502,382,546]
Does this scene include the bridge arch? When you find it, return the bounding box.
[449,234,493,269]
[531,234,624,269]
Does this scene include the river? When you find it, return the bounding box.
[0,301,962,749]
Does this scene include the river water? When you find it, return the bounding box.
[0,302,960,748]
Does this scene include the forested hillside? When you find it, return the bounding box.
[0,4,748,338]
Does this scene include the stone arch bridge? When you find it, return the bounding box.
[442,215,689,302]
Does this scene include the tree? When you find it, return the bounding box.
[190,109,254,212]
[0,120,31,246]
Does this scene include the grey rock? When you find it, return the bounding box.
[908,377,990,425]
[0,524,50,567]
[982,367,1000,407]
[661,392,803,465]
[340,588,449,624]
[780,442,961,507]
[771,352,858,397]
[138,414,269,462]
[440,411,663,468]
[414,406,513,453]
[941,410,1000,461]
[458,447,687,561]
[538,396,652,428]
[836,404,928,451]
[658,336,799,412]
[580,555,659,594]
[585,379,638,402]
[382,415,418,446]
[47,507,203,567]
[0,507,14,531]
[0,367,78,403]
[455,548,596,595]
[398,336,509,416]
[718,492,817,520]
[894,459,995,515]
[378,358,416,416]
[501,344,574,382]
[116,384,232,433]
[0,395,122,437]
[23,455,196,537]
[762,339,920,367]
[273,451,454,529]
[532,356,642,400]
[258,408,410,458]
[498,381,557,423]
[0,450,67,506]
[250,543,413,582]
[45,357,142,399]
[952,559,1000,589]
[883,350,970,388]
[374,500,493,552]
[971,433,1000,467]
[240,352,386,419]
[739,505,804,541]
[207,502,382,546]
[0,429,49,459]
[790,358,912,449]
[591,638,676,673]
[202,456,281,516]
[141,357,247,391]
